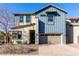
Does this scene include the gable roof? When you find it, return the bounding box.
[68,16,79,20]
[11,23,35,29]
[14,13,35,16]
[34,4,67,14]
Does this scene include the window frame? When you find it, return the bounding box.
[20,16,24,23]
[12,32,18,39]
[26,16,31,23]
[47,13,54,24]
[18,31,22,40]
[40,14,46,17]
[12,31,22,40]
[48,15,53,22]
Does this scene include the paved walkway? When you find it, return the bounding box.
[39,44,79,56]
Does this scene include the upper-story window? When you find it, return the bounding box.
[75,20,78,23]
[26,16,31,22]
[20,16,24,22]
[47,14,53,22]
[71,20,79,23]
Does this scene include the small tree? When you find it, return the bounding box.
[0,7,15,43]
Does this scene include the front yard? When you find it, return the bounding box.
[1,44,79,55]
[39,44,79,56]
[0,44,38,55]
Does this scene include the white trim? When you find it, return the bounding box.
[35,4,67,14]
[46,14,55,25]
[47,16,54,24]
[61,34,63,45]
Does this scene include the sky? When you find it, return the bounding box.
[0,3,79,31]
[0,3,79,16]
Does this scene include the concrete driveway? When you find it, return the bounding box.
[39,44,79,56]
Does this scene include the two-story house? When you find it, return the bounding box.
[11,4,67,45]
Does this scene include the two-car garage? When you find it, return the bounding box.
[39,34,62,44]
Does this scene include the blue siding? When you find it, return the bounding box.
[37,7,66,34]
[37,6,67,43]
[39,20,45,33]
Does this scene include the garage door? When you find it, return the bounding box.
[47,34,61,44]
[39,34,61,44]
[39,35,48,44]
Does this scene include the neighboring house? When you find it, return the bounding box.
[66,17,79,44]
[12,14,38,44]
[11,4,67,44]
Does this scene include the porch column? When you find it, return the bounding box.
[35,33,39,44]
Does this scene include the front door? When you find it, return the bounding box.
[29,30,35,44]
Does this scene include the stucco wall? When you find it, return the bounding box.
[73,26,79,44]
[13,15,39,44]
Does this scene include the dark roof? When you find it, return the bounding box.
[46,11,57,14]
[68,16,79,20]
[14,4,67,16]
[46,11,60,16]
[11,23,35,29]
[14,13,35,16]
[39,33,62,36]
[34,5,67,14]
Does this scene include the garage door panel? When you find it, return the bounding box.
[39,34,61,44]
[39,36,48,44]
[48,35,61,44]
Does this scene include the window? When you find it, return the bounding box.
[71,20,74,23]
[18,31,22,39]
[12,31,22,40]
[12,32,17,39]
[20,16,24,22]
[47,14,53,22]
[40,14,46,16]
[75,20,78,23]
[26,16,31,22]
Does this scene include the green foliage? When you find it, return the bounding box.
[0,32,12,44]
[0,32,6,37]
[0,32,12,37]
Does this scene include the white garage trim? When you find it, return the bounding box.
[61,34,63,45]
[39,33,62,44]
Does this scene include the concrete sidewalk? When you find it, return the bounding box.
[39,44,79,56]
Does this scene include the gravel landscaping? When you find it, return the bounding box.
[1,44,79,55]
[0,44,38,55]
